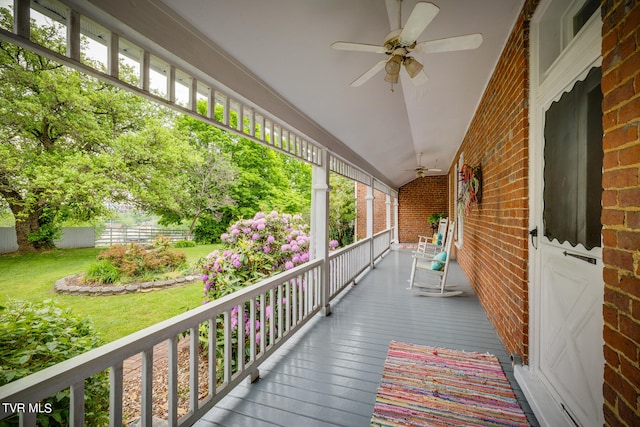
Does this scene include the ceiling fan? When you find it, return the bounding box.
[331,1,483,88]
[407,153,442,177]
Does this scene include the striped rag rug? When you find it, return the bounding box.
[371,341,530,427]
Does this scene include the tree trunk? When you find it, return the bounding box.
[13,210,39,253]
[1,190,37,252]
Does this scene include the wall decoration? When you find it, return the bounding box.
[457,163,482,216]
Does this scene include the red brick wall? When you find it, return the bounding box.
[601,1,640,425]
[398,176,449,243]
[450,2,532,362]
[355,183,393,239]
[373,188,389,235]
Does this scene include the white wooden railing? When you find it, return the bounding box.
[328,238,371,299]
[0,261,323,426]
[0,229,394,426]
[328,228,393,300]
[373,228,393,261]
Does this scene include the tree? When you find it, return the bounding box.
[0,10,193,251]
[158,146,238,238]
[174,102,312,243]
[329,174,356,247]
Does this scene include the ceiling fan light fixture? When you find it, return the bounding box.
[384,55,402,75]
[404,57,423,78]
[384,72,399,84]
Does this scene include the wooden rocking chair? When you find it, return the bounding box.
[408,221,463,297]
[416,217,448,256]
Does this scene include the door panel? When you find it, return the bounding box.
[539,243,603,425]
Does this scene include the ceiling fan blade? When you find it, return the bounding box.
[350,60,387,87]
[409,69,429,85]
[331,41,387,54]
[414,33,483,54]
[398,2,439,46]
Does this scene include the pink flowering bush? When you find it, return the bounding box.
[201,211,310,301]
[199,211,310,383]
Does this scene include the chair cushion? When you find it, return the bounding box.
[431,251,447,271]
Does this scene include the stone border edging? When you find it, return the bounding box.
[55,274,200,296]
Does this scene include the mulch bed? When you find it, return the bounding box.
[122,339,210,424]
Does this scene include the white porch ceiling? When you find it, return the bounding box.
[156,1,523,188]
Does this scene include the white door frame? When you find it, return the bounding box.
[517,1,603,426]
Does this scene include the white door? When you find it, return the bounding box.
[529,1,604,426]
[537,65,604,427]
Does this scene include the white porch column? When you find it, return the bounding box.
[366,183,374,238]
[385,194,391,230]
[366,180,374,268]
[392,197,399,249]
[310,149,331,316]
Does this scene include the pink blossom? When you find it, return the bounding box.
[285,261,294,270]
[232,255,242,268]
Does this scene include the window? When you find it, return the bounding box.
[543,66,603,249]
[538,0,601,77]
[573,0,600,35]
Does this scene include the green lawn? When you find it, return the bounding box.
[0,244,220,342]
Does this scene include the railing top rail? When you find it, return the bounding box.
[373,228,392,238]
[328,237,371,259]
[0,259,323,406]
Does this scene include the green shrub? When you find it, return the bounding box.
[174,239,196,248]
[96,242,187,278]
[151,235,172,251]
[0,300,109,426]
[85,260,121,284]
[193,215,227,244]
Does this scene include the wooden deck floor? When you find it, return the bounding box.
[194,249,539,426]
